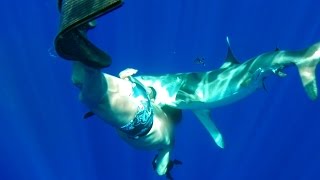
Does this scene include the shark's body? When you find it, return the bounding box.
[135,39,320,148]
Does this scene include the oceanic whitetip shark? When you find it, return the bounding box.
[134,37,320,148]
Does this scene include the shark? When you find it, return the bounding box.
[134,37,320,149]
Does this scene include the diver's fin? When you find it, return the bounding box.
[192,109,224,148]
[220,36,240,69]
[55,0,123,68]
[83,111,95,119]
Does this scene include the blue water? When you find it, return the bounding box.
[1,0,320,179]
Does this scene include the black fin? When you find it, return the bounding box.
[55,0,123,68]
[166,159,182,180]
[83,111,95,119]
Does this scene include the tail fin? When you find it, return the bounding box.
[296,42,320,100]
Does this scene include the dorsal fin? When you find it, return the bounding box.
[220,36,240,69]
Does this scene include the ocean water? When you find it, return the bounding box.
[1,0,320,180]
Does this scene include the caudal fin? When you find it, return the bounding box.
[296,42,320,100]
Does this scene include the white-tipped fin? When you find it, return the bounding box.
[295,42,320,100]
[192,109,224,148]
[297,63,318,100]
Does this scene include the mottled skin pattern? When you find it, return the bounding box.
[134,40,320,148]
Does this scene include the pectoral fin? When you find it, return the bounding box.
[192,109,224,148]
[83,111,94,119]
[297,63,318,100]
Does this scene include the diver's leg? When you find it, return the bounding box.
[72,62,107,107]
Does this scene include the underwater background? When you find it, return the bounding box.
[1,0,320,179]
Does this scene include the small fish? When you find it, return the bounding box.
[194,57,206,66]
